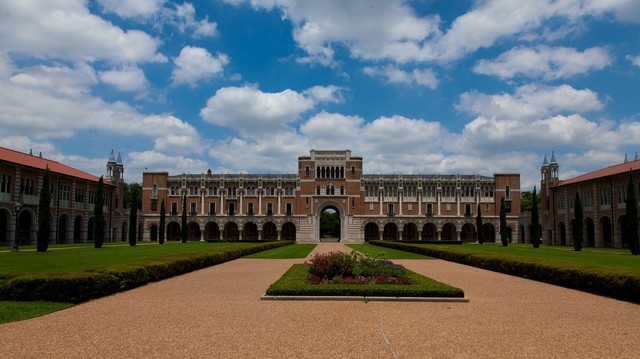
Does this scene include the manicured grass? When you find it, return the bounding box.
[265,264,464,297]
[244,244,317,259]
[0,242,245,274]
[346,243,432,259]
[0,301,74,324]
[407,243,640,272]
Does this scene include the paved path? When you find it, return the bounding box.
[1,244,639,358]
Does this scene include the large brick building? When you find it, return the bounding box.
[539,152,640,248]
[141,150,521,243]
[0,147,128,246]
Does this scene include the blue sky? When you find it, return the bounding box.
[1,0,639,191]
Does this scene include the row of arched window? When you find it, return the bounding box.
[363,184,493,198]
[316,185,345,195]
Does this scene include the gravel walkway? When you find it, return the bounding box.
[1,243,639,358]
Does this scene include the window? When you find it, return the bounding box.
[0,174,11,193]
[151,201,157,211]
[426,203,433,216]
[88,190,96,204]
[247,186,256,195]
[190,202,196,215]
[208,186,217,196]
[599,188,610,206]
[152,184,157,198]
[228,203,235,216]
[284,187,294,196]
[506,203,511,213]
[340,186,344,195]
[505,186,511,198]
[305,166,310,176]
[387,203,394,216]
[267,203,273,216]
[209,202,216,215]
[170,186,178,196]
[228,186,237,197]
[286,203,292,216]
[351,166,356,176]
[171,202,178,215]
[248,203,254,215]
[189,186,198,196]
[316,186,320,195]
[465,203,471,217]
[75,188,84,203]
[326,184,334,195]
[617,185,626,204]
[20,178,35,195]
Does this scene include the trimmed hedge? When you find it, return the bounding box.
[266,264,464,298]
[0,241,293,303]
[370,240,640,303]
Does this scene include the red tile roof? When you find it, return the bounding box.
[0,146,108,184]
[555,159,640,187]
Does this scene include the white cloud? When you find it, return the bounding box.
[457,84,603,121]
[171,46,229,86]
[97,0,165,18]
[225,0,440,65]
[0,0,166,64]
[128,151,210,177]
[172,3,218,37]
[474,46,612,80]
[99,66,148,92]
[363,66,439,89]
[10,63,97,98]
[302,85,344,104]
[200,86,316,138]
[627,54,640,67]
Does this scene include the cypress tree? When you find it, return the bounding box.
[181,193,187,243]
[476,203,484,244]
[573,192,583,251]
[128,186,137,246]
[36,168,51,252]
[93,176,105,248]
[626,172,639,255]
[500,197,508,246]
[159,199,165,244]
[531,186,540,248]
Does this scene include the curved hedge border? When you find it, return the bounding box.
[370,240,640,303]
[0,241,293,303]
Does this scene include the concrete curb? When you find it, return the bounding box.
[260,295,470,302]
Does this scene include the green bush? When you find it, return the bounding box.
[0,241,293,303]
[370,240,640,303]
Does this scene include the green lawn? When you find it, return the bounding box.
[346,243,432,259]
[409,243,640,272]
[0,241,136,251]
[0,242,244,274]
[0,301,74,324]
[244,244,317,259]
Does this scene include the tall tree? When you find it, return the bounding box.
[93,176,105,248]
[181,193,187,243]
[626,172,639,255]
[36,168,51,252]
[159,198,165,245]
[531,186,540,248]
[573,192,583,251]
[476,203,484,244]
[520,190,542,212]
[499,197,508,246]
[128,186,137,246]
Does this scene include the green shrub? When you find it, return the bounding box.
[0,241,293,303]
[370,240,640,303]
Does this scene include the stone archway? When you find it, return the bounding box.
[316,202,344,242]
[364,222,379,241]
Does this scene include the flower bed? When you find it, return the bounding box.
[265,251,465,298]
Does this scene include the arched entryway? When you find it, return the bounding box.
[319,206,340,241]
[441,223,456,241]
[73,215,83,243]
[0,209,9,244]
[383,223,398,241]
[422,223,437,240]
[58,214,69,244]
[558,222,567,246]
[224,222,239,240]
[263,222,277,240]
[460,223,476,242]
[167,222,180,241]
[402,223,418,241]
[600,216,612,247]
[17,210,33,245]
[187,222,200,241]
[150,225,158,241]
[206,222,220,240]
[585,217,595,247]
[282,222,296,240]
[364,222,378,241]
[482,223,495,243]
[244,222,258,240]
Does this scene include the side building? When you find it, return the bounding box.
[539,152,640,248]
[141,150,520,243]
[0,146,128,246]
